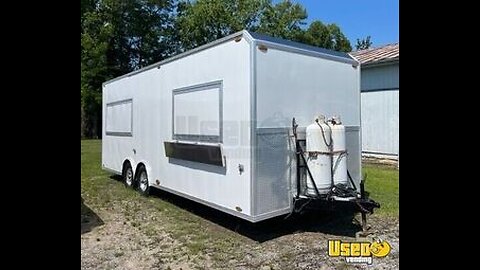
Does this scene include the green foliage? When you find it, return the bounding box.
[256,0,307,42]
[176,0,352,51]
[176,0,270,50]
[302,21,352,52]
[324,23,352,52]
[81,0,359,137]
[81,0,176,137]
[355,36,372,50]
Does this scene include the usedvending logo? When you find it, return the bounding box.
[328,239,391,265]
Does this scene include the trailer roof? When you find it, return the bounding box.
[248,31,354,60]
[104,30,357,86]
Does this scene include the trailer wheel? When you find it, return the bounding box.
[123,162,135,188]
[136,165,150,196]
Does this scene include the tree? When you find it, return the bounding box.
[356,36,372,50]
[81,2,111,138]
[81,0,355,137]
[81,0,96,24]
[176,0,269,50]
[81,0,177,138]
[256,0,307,42]
[302,21,332,48]
[327,23,352,52]
[177,0,351,52]
[302,21,352,52]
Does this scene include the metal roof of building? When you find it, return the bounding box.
[350,43,399,66]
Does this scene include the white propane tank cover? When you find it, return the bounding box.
[316,114,326,123]
[330,120,348,187]
[306,118,330,152]
[306,115,332,195]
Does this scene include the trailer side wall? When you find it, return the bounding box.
[103,38,253,217]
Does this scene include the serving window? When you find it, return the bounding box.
[172,81,222,142]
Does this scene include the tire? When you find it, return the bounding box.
[123,162,135,188]
[136,165,150,196]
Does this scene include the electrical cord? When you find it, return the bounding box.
[285,197,313,219]
[316,119,335,189]
[295,198,313,213]
[347,170,357,191]
[332,151,347,174]
[315,119,332,150]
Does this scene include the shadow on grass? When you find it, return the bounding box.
[81,197,104,234]
[110,175,123,181]
[147,188,363,243]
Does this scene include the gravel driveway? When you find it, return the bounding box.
[81,187,398,270]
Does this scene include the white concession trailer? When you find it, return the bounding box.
[102,30,379,224]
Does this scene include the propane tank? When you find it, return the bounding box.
[329,116,348,187]
[305,115,332,195]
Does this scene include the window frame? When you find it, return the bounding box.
[105,98,133,137]
[172,80,223,143]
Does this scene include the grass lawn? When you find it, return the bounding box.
[81,140,147,210]
[364,164,399,216]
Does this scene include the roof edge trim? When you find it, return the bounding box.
[104,30,248,86]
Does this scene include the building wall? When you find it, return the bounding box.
[361,62,399,158]
[361,62,399,91]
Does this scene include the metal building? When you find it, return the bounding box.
[351,44,399,160]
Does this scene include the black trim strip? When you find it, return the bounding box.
[105,131,132,137]
[164,141,224,167]
[361,87,399,93]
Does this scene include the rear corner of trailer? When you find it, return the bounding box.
[101,77,136,176]
[250,36,363,221]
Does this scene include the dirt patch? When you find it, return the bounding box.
[362,157,398,169]
[81,194,398,270]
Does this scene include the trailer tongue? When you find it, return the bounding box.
[290,117,380,231]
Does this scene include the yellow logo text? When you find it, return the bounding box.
[328,239,391,264]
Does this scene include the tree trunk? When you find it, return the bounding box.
[81,105,87,138]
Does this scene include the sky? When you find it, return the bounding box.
[280,0,399,47]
